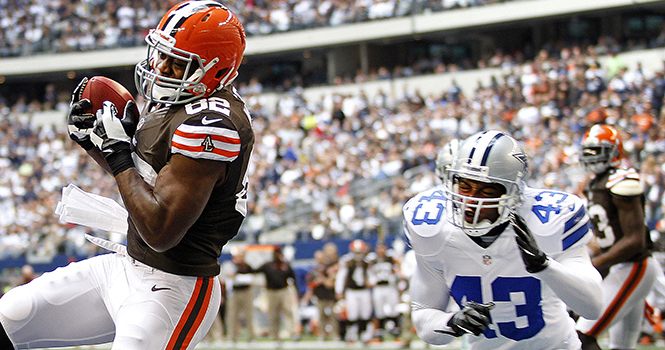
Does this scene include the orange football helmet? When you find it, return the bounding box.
[349,239,367,254]
[135,0,246,104]
[580,124,624,174]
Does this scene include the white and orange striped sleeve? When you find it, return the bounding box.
[171,117,241,162]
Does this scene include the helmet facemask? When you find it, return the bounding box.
[135,29,218,104]
[445,171,522,237]
[580,145,618,174]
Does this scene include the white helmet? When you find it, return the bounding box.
[435,139,460,182]
[445,130,528,236]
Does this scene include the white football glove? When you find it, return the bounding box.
[91,101,137,176]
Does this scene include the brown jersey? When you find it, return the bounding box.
[344,256,370,290]
[127,86,254,277]
[584,167,651,263]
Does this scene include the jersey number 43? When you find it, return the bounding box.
[451,275,545,341]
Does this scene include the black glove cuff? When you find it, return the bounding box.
[104,148,134,176]
[527,256,549,273]
[78,138,95,151]
[445,320,465,337]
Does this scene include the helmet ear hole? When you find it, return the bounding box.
[216,68,229,79]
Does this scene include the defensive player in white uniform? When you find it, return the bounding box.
[404,130,603,349]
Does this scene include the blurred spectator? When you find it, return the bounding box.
[256,246,298,342]
[301,249,340,341]
[20,264,36,285]
[223,247,256,343]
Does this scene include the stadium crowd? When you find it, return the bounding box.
[2,37,665,262]
[0,0,515,57]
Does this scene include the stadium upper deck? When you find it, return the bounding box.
[1,0,665,96]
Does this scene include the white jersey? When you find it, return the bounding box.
[404,185,593,350]
[367,251,398,286]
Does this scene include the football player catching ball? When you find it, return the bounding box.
[0,1,254,349]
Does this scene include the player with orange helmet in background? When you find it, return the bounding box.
[578,124,624,174]
[336,239,374,343]
[0,2,253,349]
[367,242,402,341]
[576,124,661,350]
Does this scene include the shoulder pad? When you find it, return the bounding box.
[607,168,643,196]
[339,254,353,264]
[518,187,592,254]
[402,188,449,257]
[171,115,241,162]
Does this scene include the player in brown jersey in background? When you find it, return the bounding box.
[335,239,374,344]
[576,124,661,350]
[367,242,402,342]
[0,1,254,349]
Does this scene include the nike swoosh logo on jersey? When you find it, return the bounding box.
[201,116,224,125]
[151,285,171,292]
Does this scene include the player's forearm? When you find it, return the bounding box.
[411,306,456,345]
[595,196,648,269]
[535,256,603,319]
[85,147,113,174]
[334,268,347,294]
[410,255,457,344]
[115,170,190,252]
[592,234,645,270]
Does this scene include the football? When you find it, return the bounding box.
[80,76,139,119]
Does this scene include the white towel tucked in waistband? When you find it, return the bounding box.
[55,183,129,235]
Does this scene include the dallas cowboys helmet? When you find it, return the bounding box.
[445,130,529,236]
[435,139,460,182]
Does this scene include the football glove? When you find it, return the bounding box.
[67,77,96,151]
[438,301,494,337]
[510,212,549,273]
[91,100,137,176]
